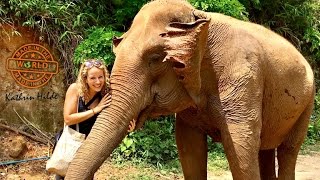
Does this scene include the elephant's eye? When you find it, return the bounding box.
[148,53,166,68]
[149,53,163,62]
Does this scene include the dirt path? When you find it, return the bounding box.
[1,131,320,179]
[295,151,320,180]
[204,151,320,180]
[94,151,320,180]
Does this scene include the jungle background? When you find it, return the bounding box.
[0,0,319,179]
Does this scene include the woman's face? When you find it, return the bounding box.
[86,67,105,93]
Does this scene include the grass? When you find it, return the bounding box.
[97,159,183,180]
[103,140,319,179]
[208,152,229,175]
[300,141,320,155]
[104,147,229,180]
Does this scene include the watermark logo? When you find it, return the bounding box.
[6,44,59,89]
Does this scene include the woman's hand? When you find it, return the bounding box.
[93,93,111,114]
[128,119,136,132]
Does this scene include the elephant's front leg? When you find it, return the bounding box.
[175,113,208,180]
[220,119,262,180]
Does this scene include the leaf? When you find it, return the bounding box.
[124,138,134,148]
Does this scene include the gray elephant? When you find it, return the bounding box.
[65,0,315,179]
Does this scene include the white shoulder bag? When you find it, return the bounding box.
[46,99,85,176]
[46,124,85,176]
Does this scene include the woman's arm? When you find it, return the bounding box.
[63,83,97,125]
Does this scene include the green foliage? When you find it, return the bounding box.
[304,27,320,60]
[189,0,249,20]
[112,116,178,169]
[0,0,97,84]
[208,145,229,171]
[112,115,226,170]
[72,0,148,70]
[305,92,320,144]
[238,0,320,67]
[73,27,122,67]
[207,138,228,170]
[237,0,261,10]
[111,0,148,30]
[0,0,148,82]
[314,92,320,120]
[0,0,89,40]
[280,1,320,62]
[71,0,148,31]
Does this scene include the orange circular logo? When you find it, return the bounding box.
[6,44,59,89]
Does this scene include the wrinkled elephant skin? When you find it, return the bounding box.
[65,1,315,179]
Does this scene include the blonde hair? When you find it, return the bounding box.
[76,59,110,103]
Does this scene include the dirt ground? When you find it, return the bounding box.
[0,130,320,180]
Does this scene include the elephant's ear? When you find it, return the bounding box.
[160,17,210,104]
[112,36,123,55]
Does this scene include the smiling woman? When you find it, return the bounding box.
[53,59,111,180]
[54,58,136,179]
[63,59,111,130]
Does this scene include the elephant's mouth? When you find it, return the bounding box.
[135,105,153,129]
[134,94,161,129]
[135,104,177,130]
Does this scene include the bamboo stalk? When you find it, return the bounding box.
[12,108,54,146]
[0,123,50,145]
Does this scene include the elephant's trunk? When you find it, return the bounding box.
[65,71,147,179]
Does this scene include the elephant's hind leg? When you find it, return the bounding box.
[175,113,207,180]
[259,149,277,180]
[277,101,314,180]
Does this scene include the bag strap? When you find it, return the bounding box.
[64,93,100,133]
[59,97,80,143]
[85,93,101,108]
[75,96,80,132]
[64,124,80,132]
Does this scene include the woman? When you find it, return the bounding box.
[55,59,134,179]
[63,59,111,135]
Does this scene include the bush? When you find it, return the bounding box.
[112,116,178,168]
[73,27,122,68]
[189,0,249,20]
[112,115,226,169]
[305,92,320,145]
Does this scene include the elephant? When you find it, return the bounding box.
[65,0,315,179]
